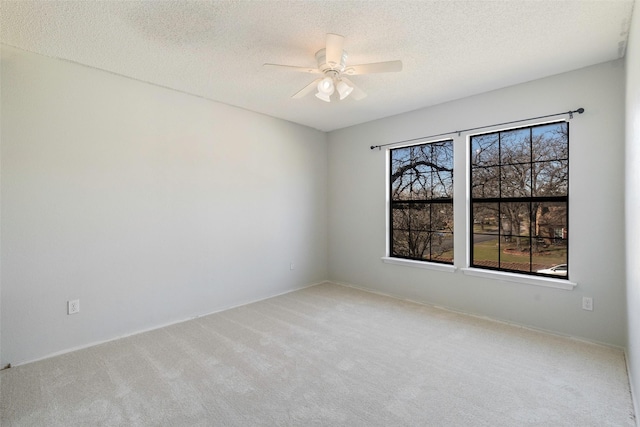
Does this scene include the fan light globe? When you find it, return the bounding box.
[318,77,334,93]
[336,80,353,100]
[315,92,331,102]
[315,77,335,102]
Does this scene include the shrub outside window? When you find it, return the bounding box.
[470,122,568,278]
[390,140,454,264]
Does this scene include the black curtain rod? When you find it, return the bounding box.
[369,108,585,150]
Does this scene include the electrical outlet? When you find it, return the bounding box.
[582,297,593,311]
[68,299,80,315]
[290,262,295,270]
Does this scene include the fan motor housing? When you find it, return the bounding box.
[315,49,348,73]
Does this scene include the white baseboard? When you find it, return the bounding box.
[328,279,626,352]
[11,280,327,368]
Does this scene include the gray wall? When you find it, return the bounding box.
[328,60,627,346]
[0,46,329,365]
[625,1,640,417]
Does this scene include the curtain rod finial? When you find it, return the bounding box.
[577,108,585,114]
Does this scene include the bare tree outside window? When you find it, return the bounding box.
[470,122,569,278]
[390,140,453,263]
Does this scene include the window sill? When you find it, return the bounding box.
[381,257,457,273]
[460,268,576,290]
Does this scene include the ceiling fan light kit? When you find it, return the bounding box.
[314,72,354,102]
[265,33,402,103]
[336,80,353,100]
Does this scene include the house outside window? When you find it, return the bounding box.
[470,122,569,278]
[389,140,454,264]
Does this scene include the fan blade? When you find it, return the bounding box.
[263,63,322,74]
[325,33,345,67]
[344,60,403,75]
[292,78,322,99]
[341,77,367,100]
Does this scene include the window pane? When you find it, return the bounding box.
[432,232,454,262]
[532,122,568,162]
[392,229,432,260]
[393,205,432,233]
[500,202,531,238]
[392,204,432,259]
[532,201,567,276]
[390,148,413,200]
[411,146,431,176]
[411,232,432,260]
[411,171,431,200]
[392,171,431,201]
[500,128,530,165]
[533,202,567,242]
[473,234,499,268]
[391,146,431,201]
[498,202,532,271]
[534,259,568,277]
[472,166,500,198]
[533,160,568,196]
[500,237,531,273]
[501,164,532,197]
[391,173,412,200]
[472,134,499,167]
[473,202,501,268]
[473,203,499,234]
[391,230,411,257]
[433,204,454,233]
[392,203,411,230]
[432,142,454,170]
[431,170,453,198]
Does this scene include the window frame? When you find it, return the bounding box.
[468,121,570,280]
[388,139,454,265]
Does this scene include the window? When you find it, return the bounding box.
[390,140,454,264]
[470,122,568,278]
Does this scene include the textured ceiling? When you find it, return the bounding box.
[0,1,635,132]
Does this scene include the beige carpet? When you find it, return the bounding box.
[1,282,636,426]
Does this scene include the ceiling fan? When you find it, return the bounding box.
[264,33,402,102]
